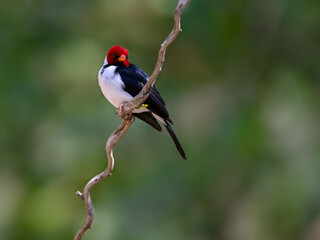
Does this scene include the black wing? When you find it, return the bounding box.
[116,64,171,122]
[116,64,186,160]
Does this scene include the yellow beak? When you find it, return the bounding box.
[118,55,126,61]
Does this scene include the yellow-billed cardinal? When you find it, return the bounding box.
[98,45,186,160]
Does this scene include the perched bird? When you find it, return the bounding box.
[98,45,186,160]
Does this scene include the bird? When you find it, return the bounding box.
[98,45,186,160]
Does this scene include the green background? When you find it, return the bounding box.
[1,0,320,239]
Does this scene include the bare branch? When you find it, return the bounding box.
[74,0,191,239]
[120,0,191,115]
[74,121,131,240]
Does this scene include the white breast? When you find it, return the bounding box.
[98,65,133,108]
[98,64,150,115]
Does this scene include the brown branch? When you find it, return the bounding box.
[74,0,191,239]
[120,0,191,115]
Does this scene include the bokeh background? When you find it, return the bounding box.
[1,0,320,239]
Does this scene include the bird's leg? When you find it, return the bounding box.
[117,104,135,123]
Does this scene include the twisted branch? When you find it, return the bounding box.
[74,0,191,239]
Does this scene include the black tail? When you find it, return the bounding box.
[164,120,187,160]
[133,112,162,131]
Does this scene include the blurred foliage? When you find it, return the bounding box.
[1,0,320,240]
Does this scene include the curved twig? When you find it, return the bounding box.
[74,0,191,239]
[120,0,191,115]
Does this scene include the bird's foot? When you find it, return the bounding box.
[129,114,135,123]
[117,104,135,123]
[123,114,135,124]
[116,104,125,117]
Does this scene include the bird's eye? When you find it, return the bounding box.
[111,53,116,57]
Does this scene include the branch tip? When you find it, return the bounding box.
[76,191,84,200]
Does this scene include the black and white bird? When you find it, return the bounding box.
[98,45,186,160]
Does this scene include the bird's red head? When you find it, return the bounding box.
[106,45,130,67]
